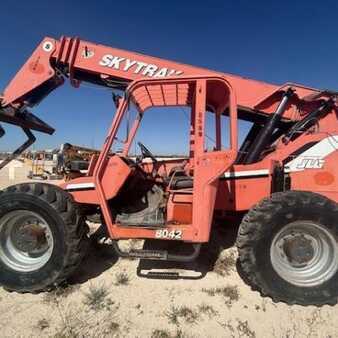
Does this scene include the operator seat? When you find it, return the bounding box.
[168,166,193,190]
[170,176,193,189]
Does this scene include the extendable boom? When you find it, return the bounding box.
[2,36,337,121]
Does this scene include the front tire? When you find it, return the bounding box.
[0,183,89,293]
[237,191,338,306]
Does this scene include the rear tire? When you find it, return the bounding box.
[0,183,89,293]
[237,191,338,306]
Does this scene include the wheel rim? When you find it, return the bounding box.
[270,221,338,287]
[0,210,54,272]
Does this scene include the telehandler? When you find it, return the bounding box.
[0,36,337,305]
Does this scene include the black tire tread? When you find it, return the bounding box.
[1,182,89,292]
[236,190,338,306]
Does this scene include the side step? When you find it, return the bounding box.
[112,241,201,262]
[141,271,180,279]
[137,269,204,280]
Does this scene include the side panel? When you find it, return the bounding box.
[215,176,272,211]
[60,177,98,204]
[101,156,131,200]
[289,146,338,203]
[60,156,131,204]
[167,192,193,224]
[215,133,338,212]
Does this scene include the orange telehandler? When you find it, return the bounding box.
[0,36,337,305]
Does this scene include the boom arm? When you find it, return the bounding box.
[2,36,336,121]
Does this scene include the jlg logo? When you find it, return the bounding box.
[99,54,184,78]
[296,157,325,170]
[284,135,338,173]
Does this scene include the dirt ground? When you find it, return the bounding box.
[0,169,337,337]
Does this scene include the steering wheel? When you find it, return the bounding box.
[137,142,157,163]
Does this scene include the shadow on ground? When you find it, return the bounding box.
[137,221,240,280]
[69,241,119,285]
[68,219,241,285]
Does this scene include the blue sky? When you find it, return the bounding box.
[1,0,338,154]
